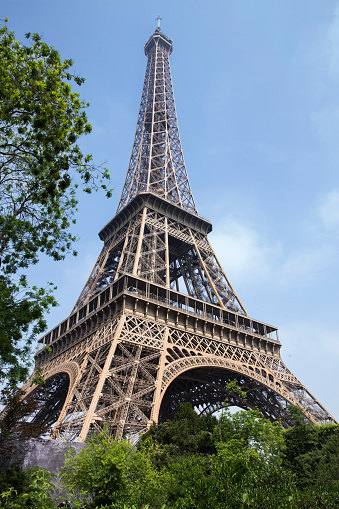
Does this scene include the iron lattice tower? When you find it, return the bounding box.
[24,26,336,442]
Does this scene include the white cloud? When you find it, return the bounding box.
[211,215,335,288]
[210,216,280,283]
[319,189,339,231]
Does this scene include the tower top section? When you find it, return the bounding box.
[144,27,173,56]
[117,26,197,215]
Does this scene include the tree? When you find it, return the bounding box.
[316,428,339,487]
[283,405,320,486]
[139,403,218,470]
[0,275,56,382]
[141,403,294,509]
[0,466,56,508]
[0,20,111,382]
[57,405,339,508]
[59,431,166,508]
[216,406,285,468]
[283,406,339,489]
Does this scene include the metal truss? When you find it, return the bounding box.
[21,27,337,442]
[26,309,336,442]
[117,28,197,215]
[73,206,246,315]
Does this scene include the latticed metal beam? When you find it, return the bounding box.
[118,29,197,214]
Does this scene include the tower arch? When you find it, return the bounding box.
[23,362,80,429]
[157,356,309,426]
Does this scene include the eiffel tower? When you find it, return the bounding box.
[24,23,336,442]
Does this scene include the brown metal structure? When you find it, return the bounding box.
[24,25,337,442]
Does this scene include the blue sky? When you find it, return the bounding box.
[2,0,339,420]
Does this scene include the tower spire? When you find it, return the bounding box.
[156,15,162,30]
[117,28,197,215]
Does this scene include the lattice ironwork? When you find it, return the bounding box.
[73,205,246,315]
[118,29,197,215]
[20,25,336,443]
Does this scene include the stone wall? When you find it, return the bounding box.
[22,439,86,501]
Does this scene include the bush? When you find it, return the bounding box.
[0,466,56,508]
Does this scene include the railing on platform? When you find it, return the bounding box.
[38,274,279,348]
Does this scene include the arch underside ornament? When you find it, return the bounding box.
[21,361,79,429]
[160,357,310,427]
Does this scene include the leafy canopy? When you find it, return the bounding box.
[0,20,112,382]
[60,432,166,508]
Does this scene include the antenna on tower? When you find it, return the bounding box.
[156,15,162,30]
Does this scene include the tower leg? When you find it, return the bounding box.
[79,314,125,441]
[150,327,169,425]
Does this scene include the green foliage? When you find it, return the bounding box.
[216,406,285,471]
[316,428,339,487]
[211,406,294,508]
[162,454,220,508]
[20,468,56,508]
[283,405,318,482]
[59,431,166,508]
[0,466,56,508]
[283,407,339,490]
[0,20,112,382]
[122,403,339,507]
[140,402,218,462]
[93,505,164,509]
[287,485,339,508]
[0,464,30,498]
[59,432,130,505]
[0,20,112,274]
[0,275,57,381]
[62,405,297,508]
[2,399,338,508]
